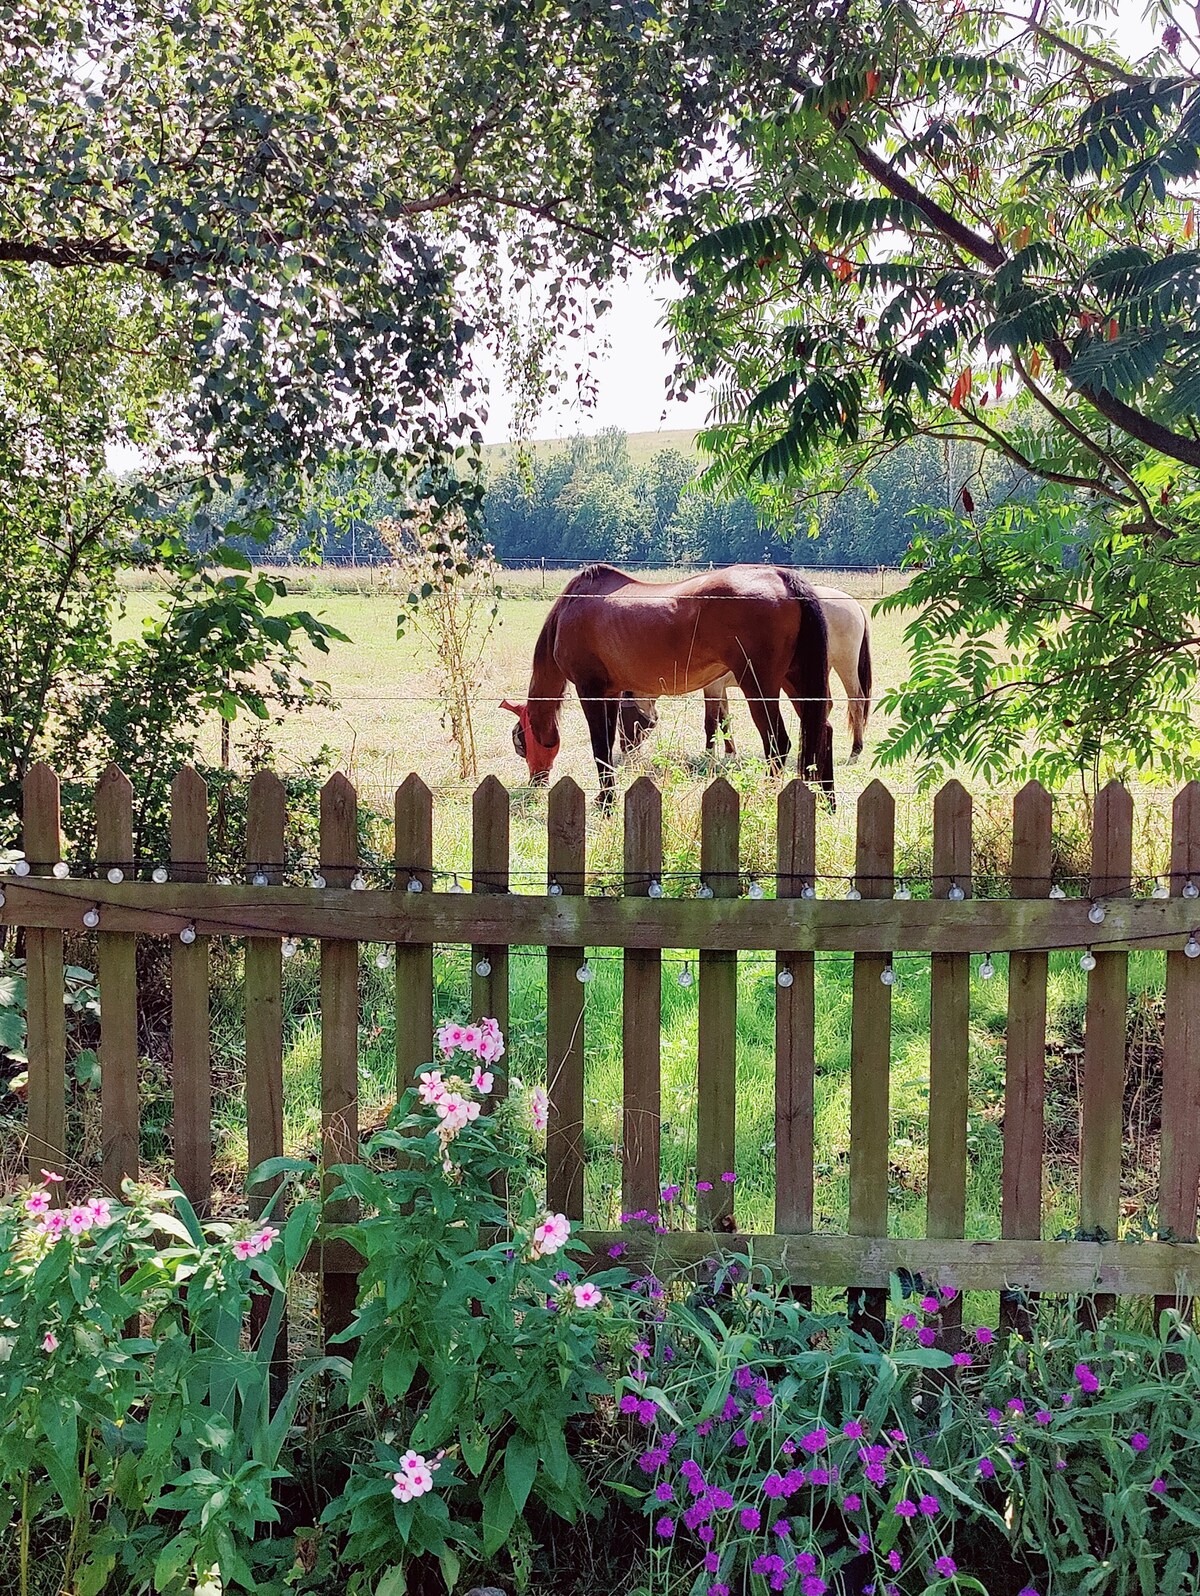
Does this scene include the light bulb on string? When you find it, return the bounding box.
[1186,936,1200,960]
[894,882,911,900]
[1049,884,1066,900]
[83,907,100,929]
[375,946,394,970]
[776,966,794,988]
[311,872,327,889]
[979,954,995,981]
[845,885,861,901]
[152,866,169,884]
[948,882,965,901]
[52,861,69,879]
[475,957,492,978]
[1185,879,1199,900]
[548,879,563,897]
[252,871,269,887]
[1088,902,1106,925]
[678,962,694,988]
[747,880,764,900]
[881,964,897,986]
[406,876,423,894]
[0,887,6,908]
[13,860,30,877]
[179,924,197,945]
[216,874,232,886]
[107,867,125,884]
[647,878,663,899]
[1080,949,1097,972]
[1152,878,1170,899]
[576,960,594,983]
[448,876,465,894]
[350,871,368,891]
[282,937,299,959]
[697,883,713,900]
[800,883,816,900]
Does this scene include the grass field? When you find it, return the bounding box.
[115,568,1174,1251]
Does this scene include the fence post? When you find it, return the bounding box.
[775,781,816,1287]
[471,777,510,1081]
[1001,780,1053,1336]
[23,764,66,1179]
[171,768,211,1211]
[697,779,739,1229]
[849,780,895,1337]
[245,770,286,1368]
[547,778,586,1220]
[394,775,433,1097]
[96,765,139,1193]
[320,773,361,1345]
[1079,780,1133,1326]
[623,777,663,1219]
[928,779,972,1354]
[1157,781,1200,1329]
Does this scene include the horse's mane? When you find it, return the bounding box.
[560,562,630,596]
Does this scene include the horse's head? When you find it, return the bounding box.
[501,699,559,785]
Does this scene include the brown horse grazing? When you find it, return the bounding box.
[618,582,873,763]
[502,563,834,805]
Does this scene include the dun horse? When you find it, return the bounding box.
[618,582,872,763]
[502,563,833,805]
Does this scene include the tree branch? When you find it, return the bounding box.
[840,131,1006,268]
[0,239,175,280]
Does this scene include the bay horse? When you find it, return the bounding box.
[618,581,873,763]
[502,563,834,806]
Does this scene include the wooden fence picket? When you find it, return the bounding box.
[928,780,972,1354]
[96,765,139,1193]
[1079,781,1133,1324]
[622,777,663,1219]
[394,775,434,1096]
[22,764,66,1179]
[320,773,360,1343]
[849,780,895,1336]
[171,768,211,1210]
[775,781,816,1243]
[546,778,586,1220]
[1001,781,1053,1336]
[471,777,510,1084]
[697,779,739,1229]
[1157,781,1200,1327]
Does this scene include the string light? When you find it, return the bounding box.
[1186,936,1200,960]
[678,961,694,987]
[697,883,713,900]
[311,872,327,889]
[647,878,663,899]
[948,882,965,901]
[13,860,30,878]
[179,923,197,945]
[1080,950,1096,972]
[747,879,764,900]
[845,885,861,901]
[252,871,269,887]
[0,886,6,908]
[548,879,563,897]
[776,967,794,988]
[800,883,816,899]
[1049,884,1067,900]
[83,907,100,929]
[406,875,424,893]
[448,876,465,894]
[979,954,995,981]
[475,957,492,977]
[881,964,896,986]
[1185,879,1199,900]
[351,872,368,891]
[1152,879,1170,899]
[216,874,232,886]
[894,882,911,900]
[375,947,394,969]
[282,937,299,959]
[107,867,125,884]
[576,959,594,982]
[1088,902,1106,925]
[52,861,69,879]
[152,866,169,884]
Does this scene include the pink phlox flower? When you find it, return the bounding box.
[530,1086,549,1132]
[531,1211,570,1257]
[40,1170,64,1183]
[252,1225,279,1254]
[435,1091,480,1132]
[86,1197,112,1227]
[42,1330,59,1353]
[38,1210,66,1238]
[475,1027,504,1064]
[232,1238,256,1261]
[458,1024,483,1055]
[573,1282,602,1309]
[435,1022,465,1057]
[24,1191,50,1217]
[471,1066,494,1094]
[65,1205,92,1236]
[417,1069,447,1106]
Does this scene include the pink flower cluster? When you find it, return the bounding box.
[530,1211,570,1259]
[418,1071,484,1132]
[391,1448,437,1503]
[232,1225,279,1262]
[27,1188,112,1241]
[437,1016,504,1066]
[530,1085,549,1132]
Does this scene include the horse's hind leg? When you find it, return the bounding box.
[845,670,865,763]
[703,687,722,754]
[739,669,789,774]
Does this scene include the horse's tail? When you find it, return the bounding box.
[857,615,873,729]
[779,569,831,786]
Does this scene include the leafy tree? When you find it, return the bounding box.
[664,1,1200,784]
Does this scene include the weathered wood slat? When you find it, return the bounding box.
[171,768,211,1210]
[927,780,972,1354]
[1158,782,1200,1325]
[1001,781,1053,1336]
[775,781,816,1237]
[697,780,739,1229]
[394,776,434,1097]
[1080,782,1133,1325]
[6,883,1193,953]
[471,777,510,1090]
[849,780,894,1335]
[96,765,139,1193]
[320,773,360,1344]
[244,771,287,1368]
[622,777,663,1219]
[22,765,66,1179]
[546,779,586,1220]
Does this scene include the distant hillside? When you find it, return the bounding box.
[485,427,699,470]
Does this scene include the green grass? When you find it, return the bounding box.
[110,574,1177,1255]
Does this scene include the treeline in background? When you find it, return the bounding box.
[256,429,1013,569]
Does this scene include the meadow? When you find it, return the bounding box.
[117,567,1173,1246]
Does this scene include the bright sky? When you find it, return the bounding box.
[480,1,1163,446]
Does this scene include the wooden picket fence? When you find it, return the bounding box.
[6,762,1200,1347]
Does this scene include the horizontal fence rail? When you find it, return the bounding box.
[5,763,1200,1343]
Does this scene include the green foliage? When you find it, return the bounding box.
[662,1,1200,784]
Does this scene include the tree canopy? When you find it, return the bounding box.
[664,0,1200,785]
